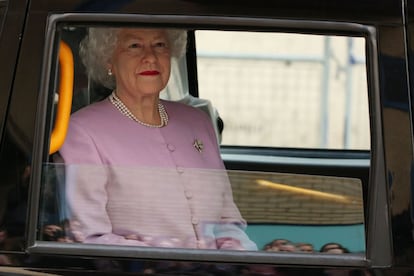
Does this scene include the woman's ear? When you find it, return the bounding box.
[106,63,113,76]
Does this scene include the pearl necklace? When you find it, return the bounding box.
[109,91,168,128]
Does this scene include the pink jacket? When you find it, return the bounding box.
[59,98,257,250]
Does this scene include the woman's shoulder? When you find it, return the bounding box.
[72,98,112,116]
[162,99,196,111]
[69,98,114,125]
[162,99,211,122]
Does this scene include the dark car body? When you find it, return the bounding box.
[0,0,414,275]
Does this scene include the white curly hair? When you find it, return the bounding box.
[79,28,187,89]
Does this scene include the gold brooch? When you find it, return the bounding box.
[193,139,204,153]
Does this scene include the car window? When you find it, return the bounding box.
[32,19,369,266]
[196,31,369,150]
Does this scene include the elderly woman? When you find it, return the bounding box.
[58,27,257,251]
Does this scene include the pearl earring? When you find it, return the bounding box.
[108,68,113,76]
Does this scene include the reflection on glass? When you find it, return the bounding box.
[229,170,365,253]
[39,164,365,254]
[39,164,257,250]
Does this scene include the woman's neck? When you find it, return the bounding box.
[114,90,161,125]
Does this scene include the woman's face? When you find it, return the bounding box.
[109,28,171,97]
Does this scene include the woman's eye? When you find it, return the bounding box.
[154,42,167,48]
[128,43,142,49]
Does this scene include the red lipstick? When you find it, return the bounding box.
[139,70,159,76]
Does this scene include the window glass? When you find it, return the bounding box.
[196,31,369,150]
[36,24,366,263]
[39,164,365,253]
[230,170,365,252]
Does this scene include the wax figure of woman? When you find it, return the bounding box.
[59,27,257,250]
